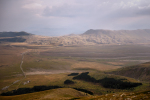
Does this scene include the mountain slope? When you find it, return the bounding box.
[0,88,87,100]
[108,62,150,81]
[30,29,150,46]
[1,88,149,100]
[82,29,150,44]
[0,32,32,43]
[1,29,150,45]
[0,31,31,37]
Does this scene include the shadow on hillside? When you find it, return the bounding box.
[0,32,30,37]
[1,84,94,96]
[68,73,79,76]
[1,86,62,96]
[73,72,142,89]
[73,88,93,95]
[0,37,26,42]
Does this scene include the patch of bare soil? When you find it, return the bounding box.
[25,70,79,75]
[71,62,121,71]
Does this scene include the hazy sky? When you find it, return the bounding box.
[0,0,150,36]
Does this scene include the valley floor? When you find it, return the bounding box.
[0,43,150,99]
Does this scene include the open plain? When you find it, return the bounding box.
[0,41,150,99]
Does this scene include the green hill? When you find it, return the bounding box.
[0,32,31,37]
[0,32,32,43]
[1,88,149,100]
[108,62,150,81]
[0,88,88,100]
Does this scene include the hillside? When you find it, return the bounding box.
[0,32,32,43]
[25,29,150,46]
[0,88,88,100]
[0,32,31,37]
[82,29,150,44]
[0,42,150,99]
[108,62,150,81]
[0,29,150,45]
[0,88,149,100]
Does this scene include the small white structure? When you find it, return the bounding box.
[23,80,30,85]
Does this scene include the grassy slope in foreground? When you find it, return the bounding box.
[108,62,150,82]
[0,88,88,100]
[0,88,150,100]
[79,90,150,100]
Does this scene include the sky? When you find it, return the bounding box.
[0,0,150,36]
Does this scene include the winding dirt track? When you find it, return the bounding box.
[20,52,26,78]
[1,51,28,91]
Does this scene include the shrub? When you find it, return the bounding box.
[68,73,79,76]
[64,79,74,84]
[73,88,93,95]
[73,72,97,83]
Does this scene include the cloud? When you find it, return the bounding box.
[23,3,44,10]
[42,1,96,18]
[0,0,150,36]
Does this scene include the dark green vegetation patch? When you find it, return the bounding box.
[64,79,75,84]
[1,85,62,96]
[73,88,93,95]
[0,37,26,42]
[68,73,79,76]
[73,72,142,89]
[98,77,142,89]
[0,32,31,37]
[73,72,96,83]
[108,62,150,81]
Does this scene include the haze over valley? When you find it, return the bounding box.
[0,0,150,99]
[1,29,150,46]
[0,29,150,99]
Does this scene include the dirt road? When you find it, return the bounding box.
[1,51,28,91]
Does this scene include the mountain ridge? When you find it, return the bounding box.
[0,31,32,37]
[0,29,150,46]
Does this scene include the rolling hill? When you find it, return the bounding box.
[1,87,149,100]
[1,29,150,46]
[0,32,32,43]
[82,29,150,44]
[108,62,150,82]
[0,31,31,37]
[0,88,88,100]
[33,29,150,46]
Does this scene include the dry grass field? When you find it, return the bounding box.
[0,43,150,99]
[0,88,88,100]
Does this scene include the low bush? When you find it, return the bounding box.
[68,73,79,76]
[64,79,75,84]
[73,88,93,95]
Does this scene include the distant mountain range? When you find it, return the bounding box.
[0,29,150,45]
[0,31,31,37]
[0,31,31,43]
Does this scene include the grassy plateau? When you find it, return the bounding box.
[0,43,150,99]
